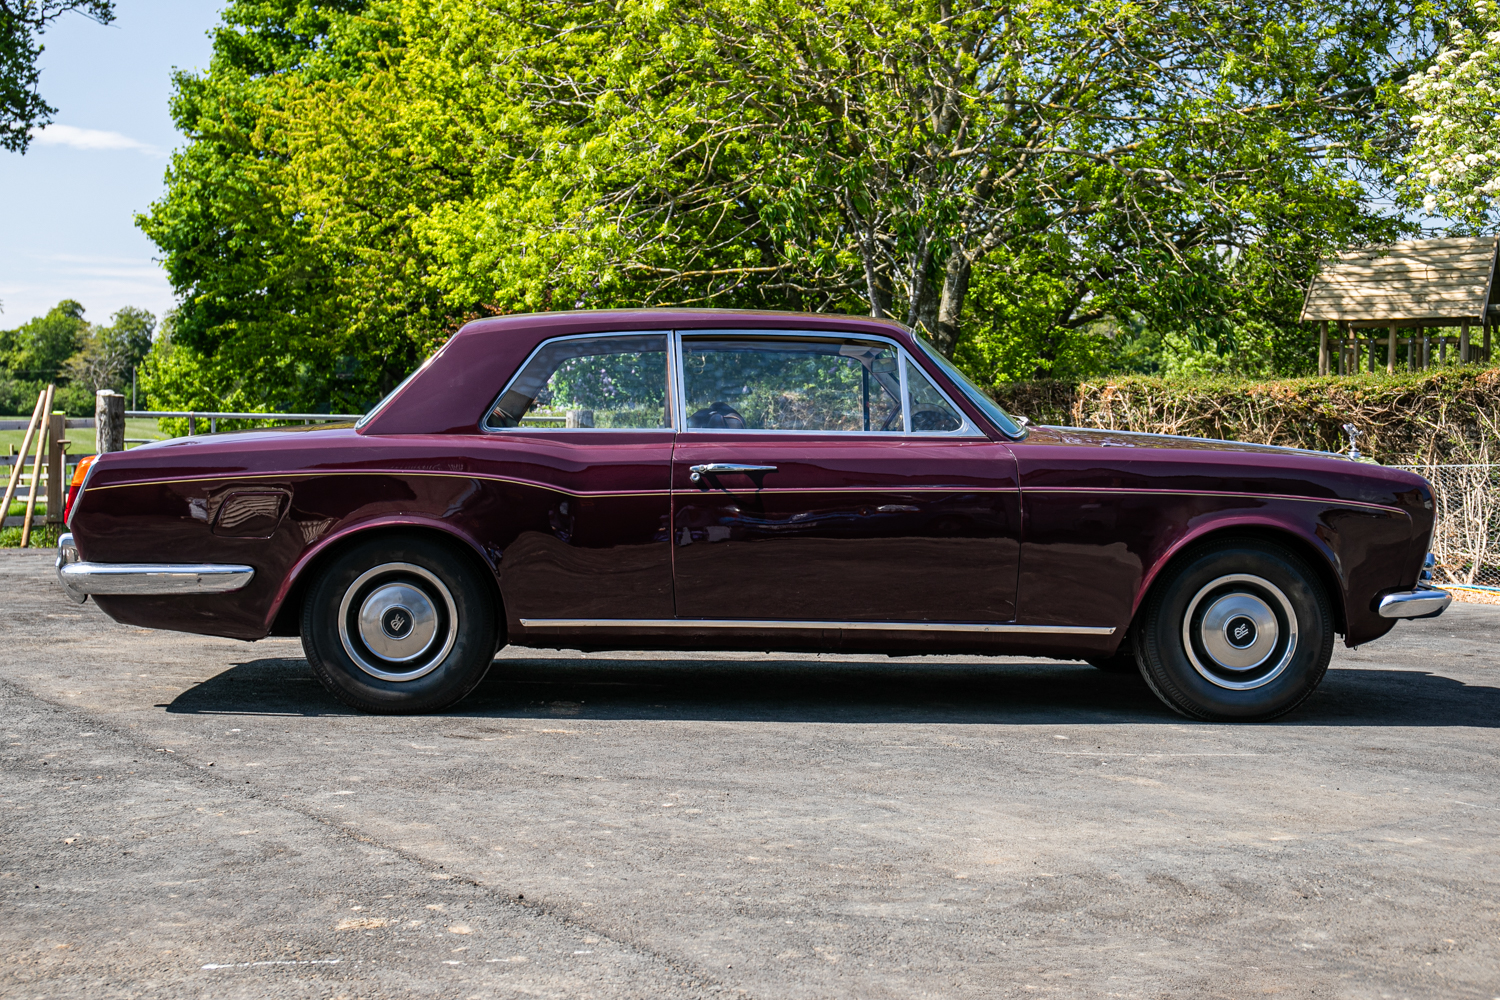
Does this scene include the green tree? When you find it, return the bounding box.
[1,1,115,152]
[141,0,1449,406]
[64,305,154,391]
[5,298,87,380]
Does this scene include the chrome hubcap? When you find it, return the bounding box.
[337,563,457,682]
[1182,573,1298,691]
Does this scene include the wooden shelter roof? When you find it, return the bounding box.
[1300,236,1499,325]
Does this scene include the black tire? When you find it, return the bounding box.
[1135,540,1333,722]
[1087,647,1141,675]
[301,534,499,713]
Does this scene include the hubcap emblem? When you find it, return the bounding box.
[382,606,414,640]
[1225,615,1257,648]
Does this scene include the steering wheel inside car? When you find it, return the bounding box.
[688,402,747,428]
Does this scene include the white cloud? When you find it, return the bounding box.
[0,252,176,328]
[30,124,164,156]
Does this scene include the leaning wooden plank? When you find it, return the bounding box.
[0,388,46,536]
[19,385,53,548]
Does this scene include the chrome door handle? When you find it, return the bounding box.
[689,463,778,483]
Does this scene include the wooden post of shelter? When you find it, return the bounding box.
[1318,321,1329,376]
[1461,321,1471,364]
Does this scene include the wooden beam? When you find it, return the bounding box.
[1461,321,1471,363]
[1318,321,1329,375]
[1387,325,1397,374]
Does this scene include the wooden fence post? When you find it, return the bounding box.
[20,384,54,547]
[45,411,64,526]
[96,390,125,454]
[0,389,46,532]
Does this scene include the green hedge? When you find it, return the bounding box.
[990,366,1500,466]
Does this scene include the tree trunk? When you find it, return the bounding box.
[904,244,938,337]
[933,250,972,358]
[860,242,892,320]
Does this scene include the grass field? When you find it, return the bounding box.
[0,417,173,458]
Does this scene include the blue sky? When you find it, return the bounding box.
[0,1,223,330]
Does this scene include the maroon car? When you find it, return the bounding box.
[56,310,1450,720]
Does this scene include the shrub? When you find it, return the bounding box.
[991,366,1500,466]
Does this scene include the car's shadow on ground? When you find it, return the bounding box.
[163,656,1500,727]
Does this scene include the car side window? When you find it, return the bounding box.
[681,338,904,432]
[485,334,669,430]
[904,359,965,433]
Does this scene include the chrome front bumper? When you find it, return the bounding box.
[56,533,255,604]
[1377,585,1452,619]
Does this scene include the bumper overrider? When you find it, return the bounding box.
[1376,585,1452,619]
[56,533,255,605]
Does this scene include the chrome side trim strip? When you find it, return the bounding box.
[56,550,255,597]
[517,617,1115,635]
[1377,586,1452,619]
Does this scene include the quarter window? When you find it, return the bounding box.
[904,359,965,433]
[681,339,904,432]
[485,334,669,430]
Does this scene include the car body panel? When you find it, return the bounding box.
[670,434,1021,623]
[66,309,1436,659]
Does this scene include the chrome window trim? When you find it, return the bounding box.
[518,617,1115,635]
[674,329,984,439]
[907,335,1026,440]
[479,330,676,434]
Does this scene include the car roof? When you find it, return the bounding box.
[360,309,921,435]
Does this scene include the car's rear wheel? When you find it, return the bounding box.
[301,535,498,713]
[1135,540,1333,721]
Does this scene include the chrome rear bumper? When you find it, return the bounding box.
[1377,585,1452,619]
[56,533,254,603]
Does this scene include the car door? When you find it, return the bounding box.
[670,331,1020,623]
[474,332,674,623]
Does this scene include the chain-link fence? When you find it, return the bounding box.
[1400,464,1500,587]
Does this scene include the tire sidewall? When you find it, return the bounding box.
[1138,544,1332,721]
[302,535,497,713]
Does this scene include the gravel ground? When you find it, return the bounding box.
[2,548,1497,999]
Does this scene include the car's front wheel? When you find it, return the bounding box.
[1135,540,1333,721]
[301,535,498,713]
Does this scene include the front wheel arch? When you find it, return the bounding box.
[1134,525,1346,639]
[269,523,504,644]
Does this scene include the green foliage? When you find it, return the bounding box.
[0,1,115,152]
[0,301,156,415]
[3,299,87,382]
[138,0,1455,407]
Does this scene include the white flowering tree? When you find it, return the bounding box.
[1401,0,1500,225]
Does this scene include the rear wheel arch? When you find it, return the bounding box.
[1135,525,1346,638]
[269,523,503,642]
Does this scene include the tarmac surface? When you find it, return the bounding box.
[1,547,1497,999]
